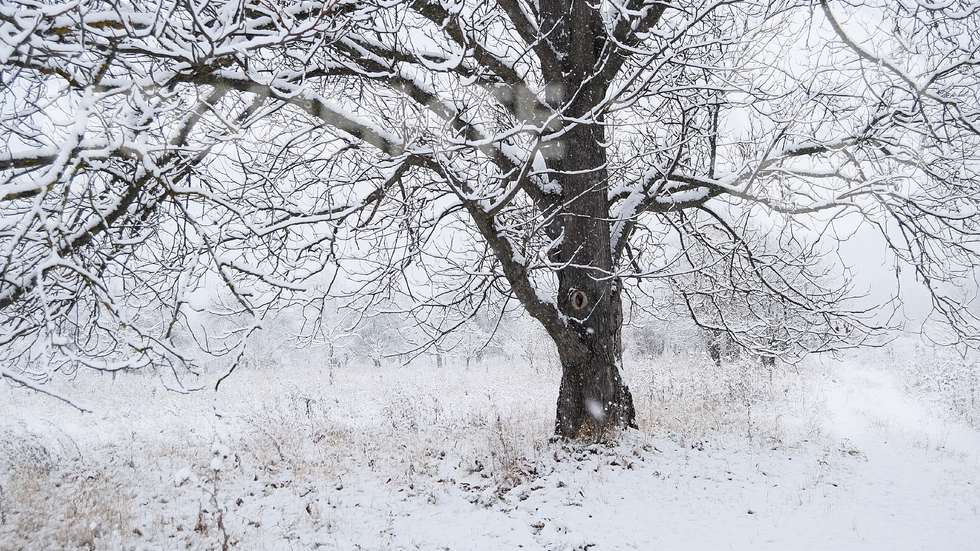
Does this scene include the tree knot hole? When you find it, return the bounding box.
[571,290,588,311]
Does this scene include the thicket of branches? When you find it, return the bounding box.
[2,0,979,421]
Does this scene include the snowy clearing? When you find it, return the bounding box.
[2,344,979,550]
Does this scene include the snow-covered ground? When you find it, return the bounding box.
[2,344,979,550]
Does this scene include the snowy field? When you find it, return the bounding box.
[2,340,979,550]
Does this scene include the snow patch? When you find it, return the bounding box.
[174,467,196,487]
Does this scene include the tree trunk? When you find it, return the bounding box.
[549,121,638,437]
[553,276,637,438]
[542,84,637,439]
[536,0,638,438]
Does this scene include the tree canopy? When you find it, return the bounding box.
[2,0,979,434]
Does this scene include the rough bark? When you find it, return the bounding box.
[537,0,638,438]
[553,274,638,438]
[549,122,638,438]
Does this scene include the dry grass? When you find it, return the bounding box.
[630,351,817,450]
[0,426,129,551]
[0,334,822,549]
[0,356,559,548]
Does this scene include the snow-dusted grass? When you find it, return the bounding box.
[890,342,980,428]
[2,342,979,550]
[631,352,823,449]
[1,357,559,550]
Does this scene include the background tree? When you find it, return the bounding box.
[2,0,979,438]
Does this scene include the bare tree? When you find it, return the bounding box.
[2,0,979,438]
